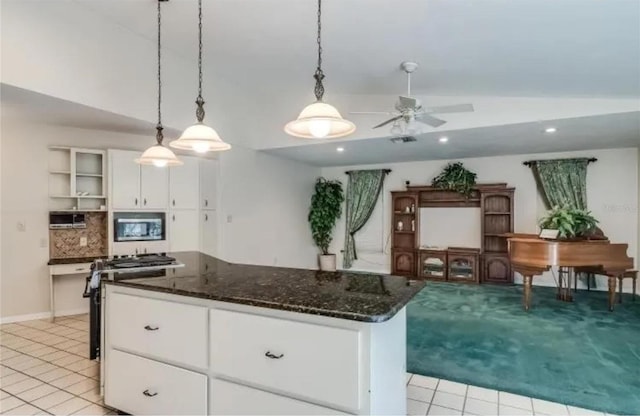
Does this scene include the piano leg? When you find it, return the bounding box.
[608,276,616,312]
[523,275,533,311]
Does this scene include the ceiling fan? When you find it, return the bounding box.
[351,61,474,134]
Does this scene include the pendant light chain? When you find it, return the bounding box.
[195,0,206,122]
[313,0,325,101]
[156,0,164,144]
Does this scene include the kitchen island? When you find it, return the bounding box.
[101,251,425,415]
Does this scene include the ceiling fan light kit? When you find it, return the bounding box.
[171,0,231,153]
[284,0,355,139]
[136,0,183,168]
[351,61,474,134]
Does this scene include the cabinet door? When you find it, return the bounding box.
[112,242,141,256]
[483,254,513,284]
[199,159,217,210]
[169,157,199,210]
[140,165,168,209]
[448,253,479,283]
[200,211,217,256]
[110,150,140,209]
[392,250,415,276]
[139,240,169,255]
[169,210,199,252]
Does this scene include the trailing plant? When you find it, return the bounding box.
[431,162,477,197]
[538,205,599,239]
[308,178,344,255]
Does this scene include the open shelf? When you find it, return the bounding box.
[76,173,103,178]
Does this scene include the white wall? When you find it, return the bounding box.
[321,148,638,292]
[217,146,320,270]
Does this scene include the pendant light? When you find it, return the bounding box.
[136,0,183,167]
[171,0,230,153]
[284,0,355,139]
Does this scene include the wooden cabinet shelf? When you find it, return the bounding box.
[393,211,415,215]
[394,230,415,234]
[484,212,511,215]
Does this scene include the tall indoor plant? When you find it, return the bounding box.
[309,177,344,271]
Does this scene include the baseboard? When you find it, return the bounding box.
[0,307,89,324]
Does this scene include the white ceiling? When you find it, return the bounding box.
[77,0,640,97]
[2,0,639,165]
[0,84,181,137]
[264,111,640,166]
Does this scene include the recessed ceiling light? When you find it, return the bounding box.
[336,147,344,152]
[544,127,557,133]
[439,136,449,143]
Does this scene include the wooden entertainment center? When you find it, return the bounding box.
[391,183,515,284]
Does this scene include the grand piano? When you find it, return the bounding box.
[507,234,634,311]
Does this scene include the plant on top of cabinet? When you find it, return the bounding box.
[308,178,344,271]
[431,162,477,197]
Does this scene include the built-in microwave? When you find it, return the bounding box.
[113,212,165,242]
[49,212,87,229]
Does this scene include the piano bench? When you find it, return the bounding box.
[616,270,637,303]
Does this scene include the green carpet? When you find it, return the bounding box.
[406,282,640,415]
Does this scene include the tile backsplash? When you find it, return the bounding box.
[49,212,107,259]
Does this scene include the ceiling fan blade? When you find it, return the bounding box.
[398,96,418,109]
[427,103,474,114]
[373,115,403,129]
[350,111,395,115]
[415,113,447,128]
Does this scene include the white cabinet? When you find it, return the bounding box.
[108,293,208,369]
[110,150,169,210]
[210,379,348,415]
[110,150,141,210]
[210,309,361,411]
[105,349,207,416]
[169,157,199,210]
[169,210,199,252]
[140,165,168,209]
[199,159,218,210]
[200,211,217,256]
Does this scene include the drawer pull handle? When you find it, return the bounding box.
[75,267,85,271]
[144,325,159,331]
[143,389,158,397]
[265,351,284,359]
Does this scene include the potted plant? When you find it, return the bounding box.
[538,205,599,240]
[431,162,477,197]
[308,177,344,271]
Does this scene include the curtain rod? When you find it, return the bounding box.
[344,169,392,175]
[522,158,597,167]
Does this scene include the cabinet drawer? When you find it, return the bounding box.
[50,263,92,275]
[210,379,349,415]
[105,349,207,415]
[210,309,361,411]
[108,293,207,368]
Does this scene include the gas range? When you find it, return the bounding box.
[106,253,179,269]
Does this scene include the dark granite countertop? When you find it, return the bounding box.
[48,256,108,265]
[104,251,425,323]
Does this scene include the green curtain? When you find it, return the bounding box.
[531,158,589,210]
[530,157,593,286]
[343,169,388,269]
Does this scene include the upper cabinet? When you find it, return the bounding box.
[169,157,199,210]
[110,150,141,210]
[199,159,218,210]
[109,150,169,210]
[140,165,168,210]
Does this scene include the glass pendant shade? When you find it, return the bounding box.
[135,144,183,167]
[285,101,356,139]
[170,123,231,153]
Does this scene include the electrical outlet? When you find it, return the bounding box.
[16,221,26,232]
[226,215,233,223]
[80,237,88,247]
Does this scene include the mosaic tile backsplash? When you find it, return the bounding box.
[49,212,107,259]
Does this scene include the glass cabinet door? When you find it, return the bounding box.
[449,257,474,280]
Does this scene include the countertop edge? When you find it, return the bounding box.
[104,279,424,323]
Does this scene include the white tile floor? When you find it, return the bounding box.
[1,314,610,416]
[406,374,611,416]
